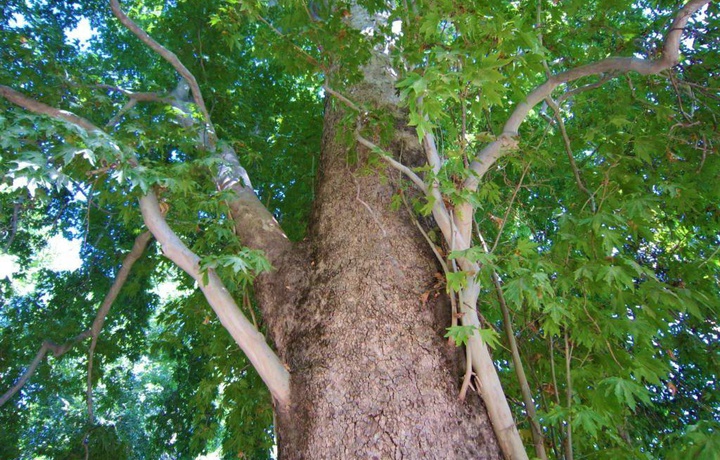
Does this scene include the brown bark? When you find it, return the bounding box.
[223,177,310,360]
[263,102,502,458]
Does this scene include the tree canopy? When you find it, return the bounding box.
[1,0,719,458]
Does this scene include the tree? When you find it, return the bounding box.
[1,0,718,458]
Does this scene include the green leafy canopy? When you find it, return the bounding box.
[1,0,718,458]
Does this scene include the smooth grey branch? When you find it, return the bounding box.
[464,0,710,191]
[109,0,217,147]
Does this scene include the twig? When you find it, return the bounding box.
[459,343,473,401]
[679,80,720,102]
[258,14,322,69]
[4,200,21,251]
[324,84,430,194]
[353,174,387,237]
[544,98,597,212]
[355,133,427,193]
[106,99,137,129]
[243,291,259,329]
[549,337,562,408]
[325,84,457,247]
[669,73,693,121]
[698,244,720,267]
[93,84,169,103]
[478,227,547,459]
[324,85,363,113]
[400,193,458,328]
[564,331,574,460]
[556,74,616,104]
[696,133,710,173]
[490,163,530,254]
[580,298,623,368]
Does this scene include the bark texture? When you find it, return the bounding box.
[270,103,502,459]
[225,184,309,360]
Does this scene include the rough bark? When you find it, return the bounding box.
[221,164,310,362]
[265,101,502,458]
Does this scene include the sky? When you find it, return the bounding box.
[9,13,96,49]
[1,16,95,278]
[64,17,96,50]
[0,234,83,281]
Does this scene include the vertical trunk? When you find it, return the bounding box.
[271,101,502,458]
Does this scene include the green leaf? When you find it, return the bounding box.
[448,247,497,267]
[446,271,469,293]
[572,406,609,439]
[597,265,635,291]
[444,325,475,346]
[599,377,651,411]
[476,327,501,349]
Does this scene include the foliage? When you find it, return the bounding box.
[1,0,718,458]
[1,0,318,457]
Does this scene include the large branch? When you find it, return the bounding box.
[109,0,217,147]
[139,193,291,406]
[0,86,101,133]
[108,0,304,364]
[464,0,710,191]
[0,85,291,407]
[94,84,170,104]
[0,232,152,408]
[98,85,171,128]
[0,336,89,407]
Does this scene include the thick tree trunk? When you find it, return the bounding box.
[267,101,502,458]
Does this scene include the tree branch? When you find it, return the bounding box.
[324,85,429,193]
[458,278,529,460]
[109,0,217,147]
[556,73,616,104]
[464,0,710,191]
[0,83,291,408]
[542,99,596,212]
[490,163,530,254]
[94,84,170,103]
[324,85,363,113]
[0,232,151,409]
[139,192,291,407]
[355,131,428,194]
[4,200,22,251]
[258,14,322,69]
[106,98,138,129]
[0,85,101,133]
[477,227,547,459]
[564,331,575,460]
[98,85,171,128]
[322,84,462,250]
[86,231,152,422]
[422,129,442,175]
[0,335,88,407]
[104,12,304,367]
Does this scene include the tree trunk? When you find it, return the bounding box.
[265,99,502,458]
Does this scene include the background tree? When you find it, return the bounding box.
[1,0,718,458]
